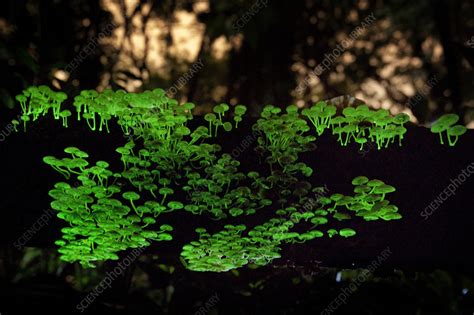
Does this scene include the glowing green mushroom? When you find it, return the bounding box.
[352,176,369,186]
[339,228,356,238]
[382,213,402,220]
[159,187,174,203]
[167,201,184,210]
[122,191,140,213]
[373,184,396,200]
[393,113,410,125]
[311,216,328,226]
[158,233,173,241]
[367,179,384,189]
[234,105,247,128]
[430,121,449,145]
[446,125,467,146]
[431,114,460,145]
[20,115,30,132]
[327,229,338,238]
[435,113,459,126]
[59,110,72,127]
[142,217,156,227]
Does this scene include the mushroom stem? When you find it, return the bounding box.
[448,135,457,146]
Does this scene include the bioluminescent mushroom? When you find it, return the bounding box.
[123,191,140,213]
[59,110,72,127]
[352,176,369,186]
[142,217,156,227]
[234,105,247,128]
[339,228,356,238]
[167,201,184,210]
[17,86,410,270]
[311,216,329,226]
[373,184,396,200]
[159,187,174,203]
[446,125,467,146]
[430,113,466,146]
[367,179,384,188]
[327,229,338,238]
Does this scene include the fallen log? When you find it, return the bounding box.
[0,117,472,271]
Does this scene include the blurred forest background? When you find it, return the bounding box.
[1,1,474,313]
[0,0,473,126]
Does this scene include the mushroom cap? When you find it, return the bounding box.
[298,232,316,241]
[330,193,344,201]
[43,156,59,166]
[394,126,407,135]
[182,102,195,110]
[354,185,371,194]
[342,107,357,117]
[352,176,369,185]
[70,158,89,169]
[436,113,459,127]
[59,110,72,117]
[371,200,390,212]
[317,197,333,205]
[234,104,247,115]
[175,126,191,136]
[355,137,368,144]
[16,94,27,102]
[223,122,233,132]
[122,191,140,201]
[382,213,402,220]
[309,230,324,238]
[367,179,384,187]
[393,113,410,124]
[158,233,173,241]
[311,216,329,225]
[212,104,227,114]
[373,184,396,194]
[167,201,184,209]
[324,105,337,116]
[64,147,80,154]
[159,187,174,195]
[447,125,467,137]
[286,104,299,114]
[229,208,244,216]
[355,104,369,112]
[314,209,328,216]
[54,182,71,190]
[331,116,346,124]
[333,212,352,221]
[339,228,356,237]
[430,121,448,133]
[158,224,173,232]
[142,217,156,225]
[347,202,366,211]
[204,113,217,122]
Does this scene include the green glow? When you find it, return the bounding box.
[47,148,173,268]
[38,89,253,267]
[15,86,67,131]
[180,175,401,272]
[339,228,356,237]
[302,102,410,150]
[14,86,408,271]
[431,114,466,146]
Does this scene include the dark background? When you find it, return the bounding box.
[0,0,474,123]
[0,1,474,314]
